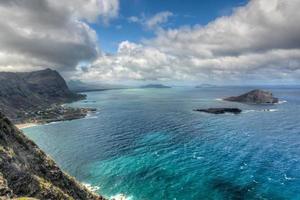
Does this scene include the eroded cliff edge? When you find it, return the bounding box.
[0,112,105,200]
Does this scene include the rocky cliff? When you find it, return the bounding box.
[0,112,105,200]
[0,69,85,122]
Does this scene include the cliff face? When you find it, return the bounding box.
[0,112,104,200]
[0,69,85,122]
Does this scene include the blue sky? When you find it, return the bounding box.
[1,0,299,85]
[93,0,248,53]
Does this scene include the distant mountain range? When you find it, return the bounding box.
[0,69,84,122]
[195,84,217,88]
[67,80,128,92]
[140,84,171,88]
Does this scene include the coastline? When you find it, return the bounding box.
[14,106,97,130]
[16,122,39,129]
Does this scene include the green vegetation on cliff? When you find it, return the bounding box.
[0,112,105,200]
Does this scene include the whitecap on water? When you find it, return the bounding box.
[243,110,256,113]
[110,194,132,200]
[83,183,100,192]
[243,109,279,113]
[277,100,287,104]
[86,115,99,119]
[284,174,295,180]
[45,121,61,126]
[268,109,279,112]
[193,153,204,160]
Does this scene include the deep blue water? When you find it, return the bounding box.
[23,87,300,200]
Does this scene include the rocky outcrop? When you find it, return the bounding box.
[0,112,105,200]
[194,108,242,114]
[0,69,85,122]
[223,89,279,104]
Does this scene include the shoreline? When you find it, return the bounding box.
[15,109,97,130]
[15,123,39,129]
[15,106,97,130]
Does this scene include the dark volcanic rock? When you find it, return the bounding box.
[0,112,105,200]
[194,108,242,114]
[223,89,279,104]
[0,69,85,122]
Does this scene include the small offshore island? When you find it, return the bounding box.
[224,89,279,104]
[140,84,171,89]
[194,108,242,114]
[194,89,279,114]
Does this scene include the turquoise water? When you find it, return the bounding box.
[23,87,300,199]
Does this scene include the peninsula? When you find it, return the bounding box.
[0,69,95,125]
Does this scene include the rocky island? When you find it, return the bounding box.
[223,89,279,104]
[140,84,171,88]
[194,108,242,114]
[0,69,95,125]
[0,112,105,199]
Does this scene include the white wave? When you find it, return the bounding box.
[110,194,133,200]
[284,174,295,180]
[85,112,99,119]
[277,100,287,104]
[243,109,279,113]
[243,110,256,113]
[253,180,258,184]
[45,121,61,125]
[83,183,100,192]
[85,115,98,119]
[193,153,204,160]
[268,109,279,112]
[215,98,223,101]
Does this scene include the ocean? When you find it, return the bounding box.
[23,86,300,200]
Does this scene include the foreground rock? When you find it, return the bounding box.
[223,89,279,104]
[194,108,242,114]
[0,112,105,200]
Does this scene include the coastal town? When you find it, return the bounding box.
[17,104,96,125]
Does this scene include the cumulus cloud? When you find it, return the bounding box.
[78,0,300,84]
[0,0,119,72]
[52,0,119,24]
[128,11,174,30]
[145,11,174,29]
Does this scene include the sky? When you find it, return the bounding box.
[94,0,248,53]
[0,0,300,85]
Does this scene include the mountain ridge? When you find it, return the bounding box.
[0,69,85,122]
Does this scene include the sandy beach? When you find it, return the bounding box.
[15,123,39,129]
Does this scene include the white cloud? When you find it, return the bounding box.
[127,11,174,30]
[0,0,119,72]
[78,0,300,84]
[145,11,174,29]
[128,16,140,23]
[52,0,119,24]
